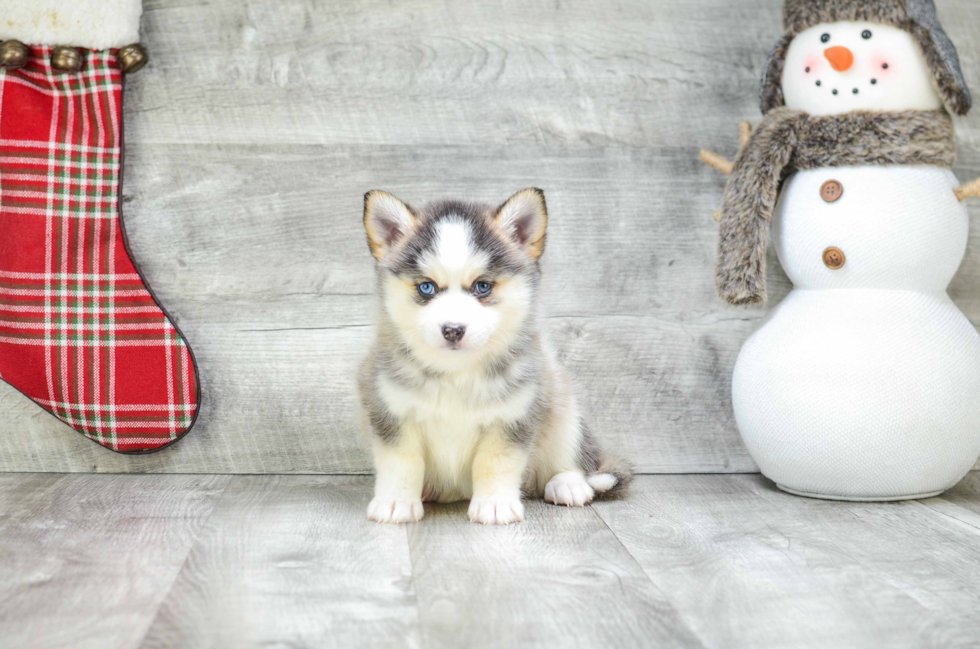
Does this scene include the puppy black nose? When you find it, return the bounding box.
[441,323,466,343]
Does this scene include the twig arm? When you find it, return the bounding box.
[704,122,753,220]
[955,177,980,202]
[700,149,734,175]
[739,121,752,146]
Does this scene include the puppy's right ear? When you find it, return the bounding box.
[364,190,415,260]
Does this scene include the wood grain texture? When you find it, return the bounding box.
[5,473,980,648]
[916,471,980,531]
[144,475,703,649]
[407,499,703,648]
[0,0,978,473]
[593,474,980,649]
[0,473,229,649]
[140,475,421,649]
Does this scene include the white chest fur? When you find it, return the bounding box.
[378,368,537,498]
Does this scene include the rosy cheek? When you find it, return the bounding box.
[804,54,823,74]
[869,51,895,76]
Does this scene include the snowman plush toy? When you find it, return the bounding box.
[702,0,980,501]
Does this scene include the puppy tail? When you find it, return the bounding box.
[587,455,634,496]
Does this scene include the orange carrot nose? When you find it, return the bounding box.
[824,46,854,72]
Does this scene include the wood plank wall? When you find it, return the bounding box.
[1,0,978,473]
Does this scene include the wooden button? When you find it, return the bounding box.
[117,43,149,74]
[51,46,83,73]
[0,40,29,70]
[820,179,843,203]
[822,246,846,270]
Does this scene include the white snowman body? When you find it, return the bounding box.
[731,22,980,499]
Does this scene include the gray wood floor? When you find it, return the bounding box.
[3,473,980,649]
[2,0,979,474]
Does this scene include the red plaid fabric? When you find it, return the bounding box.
[0,46,199,453]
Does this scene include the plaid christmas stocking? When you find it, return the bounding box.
[0,1,200,453]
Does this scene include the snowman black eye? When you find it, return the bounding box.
[862,30,873,39]
[821,33,831,43]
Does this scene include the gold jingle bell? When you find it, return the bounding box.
[51,46,83,73]
[0,40,29,70]
[117,43,148,74]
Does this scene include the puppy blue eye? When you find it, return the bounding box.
[474,281,493,296]
[418,282,436,296]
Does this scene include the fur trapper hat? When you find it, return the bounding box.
[760,0,972,116]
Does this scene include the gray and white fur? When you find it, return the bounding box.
[358,188,631,525]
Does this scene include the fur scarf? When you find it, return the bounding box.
[716,108,955,305]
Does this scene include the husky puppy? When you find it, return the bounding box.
[358,188,631,525]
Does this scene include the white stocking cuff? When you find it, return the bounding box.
[0,0,143,50]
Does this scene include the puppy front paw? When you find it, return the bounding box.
[544,471,595,507]
[367,495,424,524]
[468,495,525,525]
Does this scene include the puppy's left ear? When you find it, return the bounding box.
[494,188,548,260]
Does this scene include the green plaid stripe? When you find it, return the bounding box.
[0,46,198,452]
